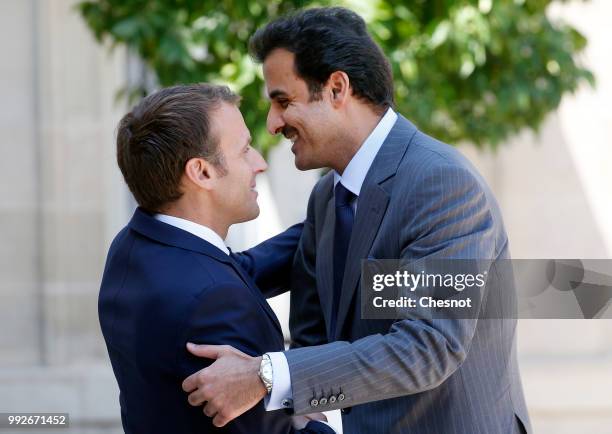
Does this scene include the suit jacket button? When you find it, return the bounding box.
[319,397,328,405]
[310,398,319,407]
[329,395,337,404]
[338,393,345,401]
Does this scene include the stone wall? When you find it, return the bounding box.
[0,0,127,431]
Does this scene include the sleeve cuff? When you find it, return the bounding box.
[263,351,293,411]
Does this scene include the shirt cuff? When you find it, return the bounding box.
[263,351,293,411]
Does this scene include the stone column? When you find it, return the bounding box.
[0,0,129,431]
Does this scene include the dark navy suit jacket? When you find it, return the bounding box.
[98,208,333,434]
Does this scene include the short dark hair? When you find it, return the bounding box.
[116,84,240,212]
[249,7,394,111]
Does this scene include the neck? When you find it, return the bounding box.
[331,105,385,175]
[159,199,229,239]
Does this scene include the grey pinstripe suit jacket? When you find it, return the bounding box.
[286,115,532,434]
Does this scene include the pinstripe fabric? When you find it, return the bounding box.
[287,116,532,434]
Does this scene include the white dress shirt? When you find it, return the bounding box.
[265,108,398,412]
[153,213,229,255]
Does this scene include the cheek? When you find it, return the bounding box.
[239,161,254,186]
[302,106,329,132]
[286,105,311,129]
[282,108,298,128]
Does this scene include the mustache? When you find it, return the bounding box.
[282,126,298,139]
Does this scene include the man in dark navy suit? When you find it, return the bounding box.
[98,83,335,434]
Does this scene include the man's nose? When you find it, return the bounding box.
[266,108,284,136]
[253,149,268,173]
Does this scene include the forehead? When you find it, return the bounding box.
[212,102,243,127]
[212,103,249,145]
[262,48,304,96]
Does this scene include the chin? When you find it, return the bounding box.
[294,155,317,171]
[237,206,260,223]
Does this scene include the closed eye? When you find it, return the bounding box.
[276,99,290,109]
[243,137,252,153]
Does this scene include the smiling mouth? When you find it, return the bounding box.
[286,133,298,149]
[287,134,301,152]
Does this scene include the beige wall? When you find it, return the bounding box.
[1,0,40,367]
[458,2,612,432]
[0,0,126,431]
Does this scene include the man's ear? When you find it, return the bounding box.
[327,71,350,108]
[184,157,215,190]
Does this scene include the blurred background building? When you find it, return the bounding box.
[0,0,610,433]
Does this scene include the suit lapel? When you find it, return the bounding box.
[129,208,283,336]
[333,115,418,338]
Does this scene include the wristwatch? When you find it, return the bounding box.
[258,353,273,394]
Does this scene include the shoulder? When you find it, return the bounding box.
[405,130,473,170]
[107,226,130,253]
[102,226,132,273]
[119,230,239,300]
[397,129,488,194]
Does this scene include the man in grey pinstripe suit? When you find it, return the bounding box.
[183,7,532,434]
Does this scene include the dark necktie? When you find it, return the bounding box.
[330,182,356,336]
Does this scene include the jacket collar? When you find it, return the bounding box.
[128,207,233,266]
[128,207,283,334]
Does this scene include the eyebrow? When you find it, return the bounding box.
[268,89,288,100]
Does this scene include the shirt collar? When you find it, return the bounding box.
[333,108,398,195]
[153,213,229,255]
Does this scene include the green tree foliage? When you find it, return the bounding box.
[78,0,593,153]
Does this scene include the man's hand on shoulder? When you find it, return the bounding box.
[182,343,266,427]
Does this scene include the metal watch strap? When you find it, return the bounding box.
[258,353,273,394]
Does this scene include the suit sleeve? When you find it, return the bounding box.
[175,282,274,373]
[231,223,303,298]
[289,185,328,349]
[284,164,497,414]
[174,282,296,434]
[299,421,337,434]
[174,281,336,434]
